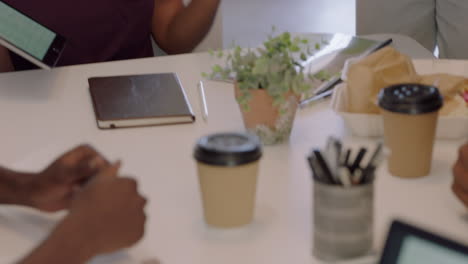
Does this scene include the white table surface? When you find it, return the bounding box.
[0,48,466,264]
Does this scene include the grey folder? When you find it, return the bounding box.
[89,73,195,129]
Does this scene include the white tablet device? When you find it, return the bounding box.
[0,1,66,69]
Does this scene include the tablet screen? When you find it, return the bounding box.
[0,1,56,60]
[396,235,468,264]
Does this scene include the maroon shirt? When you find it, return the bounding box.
[5,0,154,70]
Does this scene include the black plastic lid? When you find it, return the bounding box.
[378,83,443,114]
[194,132,262,166]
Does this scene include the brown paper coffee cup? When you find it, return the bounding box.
[194,133,262,228]
[378,84,443,178]
[382,110,439,178]
[197,161,259,227]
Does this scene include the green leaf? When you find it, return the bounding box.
[313,70,333,81]
[315,43,321,50]
[290,45,300,52]
[212,64,223,73]
[252,58,269,75]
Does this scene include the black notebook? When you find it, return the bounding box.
[89,73,195,129]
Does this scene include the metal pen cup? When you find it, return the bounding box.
[312,179,374,261]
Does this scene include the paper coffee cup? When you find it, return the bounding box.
[378,84,443,178]
[194,132,262,228]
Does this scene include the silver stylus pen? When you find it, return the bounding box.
[198,80,209,121]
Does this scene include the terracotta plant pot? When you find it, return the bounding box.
[235,84,299,145]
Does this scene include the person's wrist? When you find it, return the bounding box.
[15,172,41,208]
[0,168,35,206]
[50,213,98,262]
[16,212,97,264]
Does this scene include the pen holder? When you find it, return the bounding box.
[312,180,374,261]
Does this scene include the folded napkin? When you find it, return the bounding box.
[419,73,468,116]
[344,47,468,116]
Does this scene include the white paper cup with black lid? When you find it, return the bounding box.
[378,83,443,178]
[194,132,262,228]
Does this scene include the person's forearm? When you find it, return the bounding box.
[0,167,31,205]
[18,216,94,264]
[0,46,14,73]
[155,0,220,54]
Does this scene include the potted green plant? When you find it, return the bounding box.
[205,31,321,145]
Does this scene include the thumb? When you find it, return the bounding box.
[96,161,121,178]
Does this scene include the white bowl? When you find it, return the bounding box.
[331,83,468,139]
